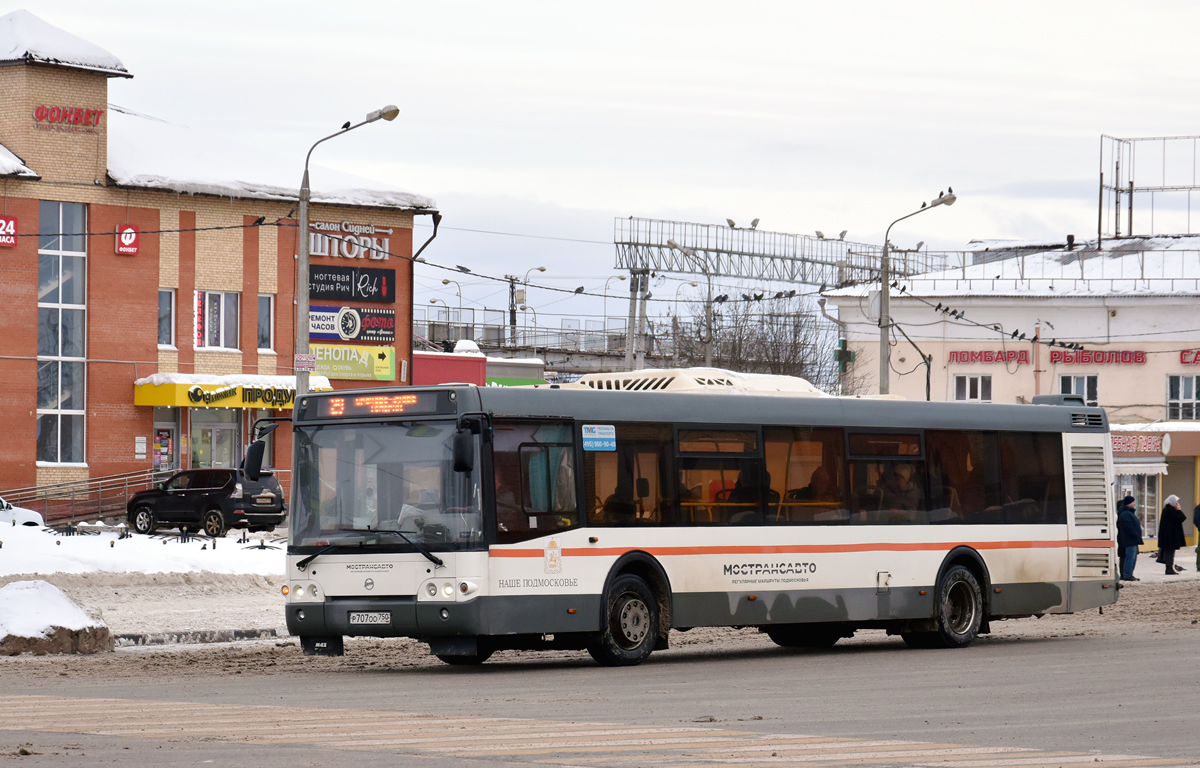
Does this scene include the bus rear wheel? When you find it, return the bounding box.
[905,565,983,649]
[588,574,659,667]
[765,623,847,648]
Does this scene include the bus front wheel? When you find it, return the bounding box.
[588,574,659,667]
[904,565,983,649]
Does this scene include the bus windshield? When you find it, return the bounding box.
[291,421,482,550]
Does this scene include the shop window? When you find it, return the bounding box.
[954,374,991,402]
[37,201,86,464]
[195,291,239,350]
[158,289,175,347]
[1060,374,1098,407]
[1167,375,1200,420]
[257,295,274,351]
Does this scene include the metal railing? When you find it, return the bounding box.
[1,467,293,527]
[1,469,171,525]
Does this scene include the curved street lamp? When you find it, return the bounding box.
[878,190,956,395]
[603,274,627,330]
[441,278,463,313]
[666,239,715,367]
[296,104,400,397]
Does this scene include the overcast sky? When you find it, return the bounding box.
[27,1,1200,324]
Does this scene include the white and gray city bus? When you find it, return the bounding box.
[266,369,1118,666]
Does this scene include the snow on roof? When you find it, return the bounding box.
[0,580,101,640]
[824,237,1200,300]
[0,10,129,77]
[0,141,37,178]
[133,372,331,389]
[106,106,436,211]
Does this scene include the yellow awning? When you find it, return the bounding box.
[133,375,331,410]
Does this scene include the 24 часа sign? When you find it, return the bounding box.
[309,265,395,303]
[310,305,396,343]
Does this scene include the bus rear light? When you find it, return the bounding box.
[919,590,927,596]
[442,583,454,597]
[567,608,576,614]
[747,595,757,601]
[459,582,468,594]
[994,588,1002,593]
[281,585,289,596]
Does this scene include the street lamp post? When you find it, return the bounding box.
[519,304,538,347]
[667,240,714,368]
[672,281,698,368]
[441,278,462,313]
[296,104,399,398]
[878,190,956,395]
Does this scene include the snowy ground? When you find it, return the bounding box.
[0,520,285,577]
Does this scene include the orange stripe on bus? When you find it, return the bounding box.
[488,540,1114,558]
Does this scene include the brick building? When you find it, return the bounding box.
[0,11,437,491]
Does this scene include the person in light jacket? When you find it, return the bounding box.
[1158,495,1187,576]
[1116,495,1143,581]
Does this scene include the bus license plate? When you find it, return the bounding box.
[349,612,391,625]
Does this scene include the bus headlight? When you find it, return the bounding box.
[442,583,454,597]
[426,583,438,597]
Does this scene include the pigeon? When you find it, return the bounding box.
[341,121,351,130]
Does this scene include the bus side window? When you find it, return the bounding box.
[584,423,674,527]
[925,430,1003,524]
[492,421,578,544]
[764,426,847,525]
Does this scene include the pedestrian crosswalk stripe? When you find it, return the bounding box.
[0,695,1195,768]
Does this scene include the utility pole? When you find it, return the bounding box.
[505,275,518,345]
[624,270,645,371]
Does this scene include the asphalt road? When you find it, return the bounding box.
[3,626,1197,767]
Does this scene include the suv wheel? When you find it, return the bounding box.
[202,509,228,538]
[131,505,157,535]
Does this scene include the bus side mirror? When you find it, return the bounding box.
[244,441,267,481]
[453,429,474,473]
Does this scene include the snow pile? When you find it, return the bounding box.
[0,10,129,76]
[0,522,284,577]
[107,106,437,211]
[0,142,37,178]
[0,579,112,655]
[133,372,332,390]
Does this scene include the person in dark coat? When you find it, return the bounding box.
[1158,495,1187,576]
[1116,495,1143,581]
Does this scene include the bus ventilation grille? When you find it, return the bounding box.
[1075,551,1111,572]
[1070,445,1109,526]
[1070,412,1104,428]
[693,376,735,387]
[585,376,675,391]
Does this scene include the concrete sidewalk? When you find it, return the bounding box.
[1120,545,1199,584]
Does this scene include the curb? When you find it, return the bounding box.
[114,627,291,647]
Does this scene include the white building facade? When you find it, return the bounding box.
[824,237,1200,546]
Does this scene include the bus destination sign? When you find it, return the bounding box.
[316,392,443,419]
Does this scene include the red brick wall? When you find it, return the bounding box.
[274,219,297,470]
[0,197,41,489]
[86,203,159,477]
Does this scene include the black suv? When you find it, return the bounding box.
[126,468,287,537]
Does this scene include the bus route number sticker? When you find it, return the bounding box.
[582,424,616,451]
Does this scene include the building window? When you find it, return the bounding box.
[195,290,239,350]
[37,201,87,464]
[954,375,991,402]
[1060,375,1098,407]
[158,289,175,346]
[258,294,273,351]
[1168,375,1199,420]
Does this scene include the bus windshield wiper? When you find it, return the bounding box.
[340,528,445,568]
[296,542,348,571]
